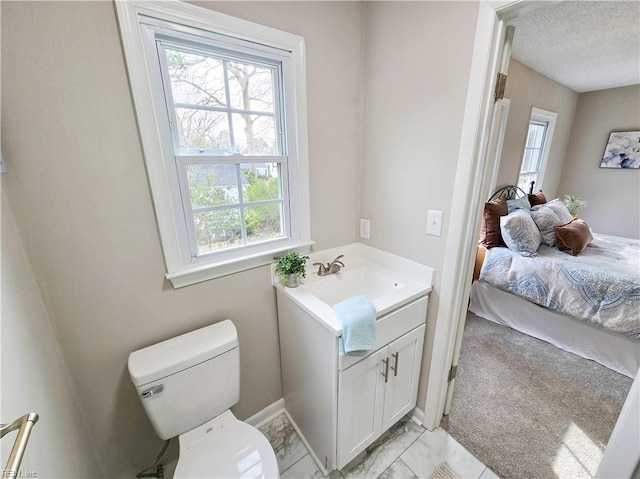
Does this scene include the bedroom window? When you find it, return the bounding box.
[517,107,557,193]
[115,2,311,287]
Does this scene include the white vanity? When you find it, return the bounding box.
[274,243,434,474]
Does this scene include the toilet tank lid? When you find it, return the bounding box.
[128,320,238,387]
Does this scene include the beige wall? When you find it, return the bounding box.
[1,1,363,476]
[1,186,102,477]
[497,59,579,197]
[556,85,640,239]
[359,1,480,409]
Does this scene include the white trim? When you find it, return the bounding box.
[423,1,510,431]
[410,407,424,426]
[167,240,314,288]
[595,369,640,478]
[115,0,310,288]
[244,398,285,429]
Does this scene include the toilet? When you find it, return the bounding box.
[128,320,279,479]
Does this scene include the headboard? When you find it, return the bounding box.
[474,184,528,282]
[488,185,527,201]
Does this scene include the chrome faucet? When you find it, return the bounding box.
[313,255,345,276]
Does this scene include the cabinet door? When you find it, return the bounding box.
[337,348,387,468]
[382,325,425,431]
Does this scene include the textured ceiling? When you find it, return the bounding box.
[508,1,640,92]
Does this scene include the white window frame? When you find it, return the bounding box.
[517,106,557,193]
[115,0,311,288]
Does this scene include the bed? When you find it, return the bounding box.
[470,186,640,378]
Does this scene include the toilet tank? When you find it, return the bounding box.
[128,320,240,440]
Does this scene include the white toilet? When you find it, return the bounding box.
[128,320,279,479]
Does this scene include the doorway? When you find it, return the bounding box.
[424,0,640,477]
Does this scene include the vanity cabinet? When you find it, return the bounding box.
[337,324,425,466]
[276,289,428,474]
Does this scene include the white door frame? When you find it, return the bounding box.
[422,0,523,430]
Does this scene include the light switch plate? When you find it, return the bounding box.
[426,210,443,236]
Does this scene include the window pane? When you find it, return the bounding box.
[241,163,280,202]
[187,164,240,207]
[194,209,242,252]
[175,108,231,155]
[521,148,534,173]
[227,62,274,112]
[232,114,277,155]
[527,123,546,149]
[245,203,283,244]
[166,49,226,107]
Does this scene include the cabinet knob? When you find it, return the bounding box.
[381,357,389,383]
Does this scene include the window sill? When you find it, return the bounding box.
[166,240,315,288]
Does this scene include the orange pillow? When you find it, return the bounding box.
[528,190,547,206]
[480,197,508,248]
[554,219,593,255]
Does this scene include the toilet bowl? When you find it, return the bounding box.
[128,320,279,479]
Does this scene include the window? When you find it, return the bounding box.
[116,2,311,287]
[517,107,557,193]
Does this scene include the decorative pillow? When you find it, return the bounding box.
[530,206,564,246]
[528,190,547,206]
[554,219,593,256]
[544,198,574,225]
[479,197,508,248]
[507,196,531,214]
[500,209,541,256]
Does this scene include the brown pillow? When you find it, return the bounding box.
[554,219,593,255]
[528,190,547,206]
[480,197,508,248]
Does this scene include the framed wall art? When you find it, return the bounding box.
[600,131,640,168]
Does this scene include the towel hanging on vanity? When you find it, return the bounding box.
[334,295,377,356]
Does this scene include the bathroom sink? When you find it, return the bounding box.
[273,243,434,335]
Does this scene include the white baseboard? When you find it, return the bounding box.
[411,407,425,427]
[245,398,285,429]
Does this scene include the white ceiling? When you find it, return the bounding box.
[508,1,640,93]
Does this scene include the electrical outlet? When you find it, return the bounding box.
[426,210,443,236]
[360,219,370,239]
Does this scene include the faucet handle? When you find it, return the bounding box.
[330,255,345,267]
[313,262,327,275]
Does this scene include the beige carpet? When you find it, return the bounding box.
[441,312,633,479]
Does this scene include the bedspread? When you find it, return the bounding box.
[479,234,640,339]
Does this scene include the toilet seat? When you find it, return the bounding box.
[173,410,279,479]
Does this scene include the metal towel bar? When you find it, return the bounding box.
[1,413,39,476]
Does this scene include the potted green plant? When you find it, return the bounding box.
[274,251,309,288]
[563,195,588,218]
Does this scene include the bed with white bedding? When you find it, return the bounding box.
[471,233,640,378]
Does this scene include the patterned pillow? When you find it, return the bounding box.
[543,198,574,225]
[530,206,564,246]
[500,209,541,256]
[507,196,531,214]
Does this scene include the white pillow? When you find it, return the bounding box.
[530,206,564,246]
[500,209,541,256]
[544,198,574,225]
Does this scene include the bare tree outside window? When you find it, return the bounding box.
[164,47,284,254]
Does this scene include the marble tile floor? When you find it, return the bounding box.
[259,414,499,479]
